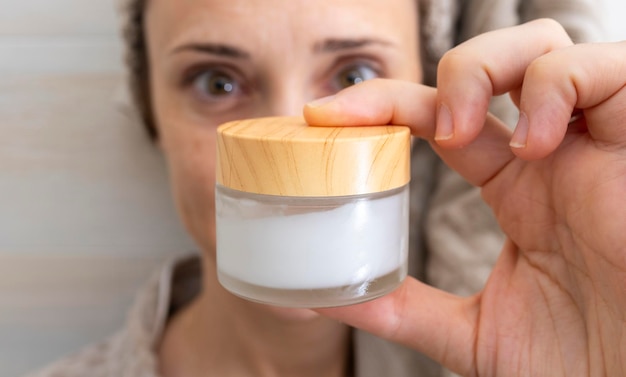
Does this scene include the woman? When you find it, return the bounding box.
[29,0,601,376]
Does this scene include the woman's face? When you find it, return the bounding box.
[145,0,421,257]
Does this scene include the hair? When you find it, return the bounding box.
[122,0,157,140]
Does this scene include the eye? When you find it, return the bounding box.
[334,63,379,89]
[192,70,240,99]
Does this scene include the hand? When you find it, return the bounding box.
[304,19,626,377]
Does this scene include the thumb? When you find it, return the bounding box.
[315,276,480,375]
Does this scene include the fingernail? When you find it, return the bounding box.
[307,95,336,108]
[434,104,454,141]
[510,112,529,148]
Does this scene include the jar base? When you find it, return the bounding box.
[218,266,407,308]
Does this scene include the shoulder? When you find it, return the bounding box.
[25,336,119,377]
[25,331,158,377]
[23,254,198,377]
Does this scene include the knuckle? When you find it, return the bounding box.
[530,18,572,45]
[525,51,570,85]
[438,49,477,77]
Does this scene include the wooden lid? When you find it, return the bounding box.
[216,116,410,197]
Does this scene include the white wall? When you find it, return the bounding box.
[603,0,626,41]
[0,1,196,376]
[0,0,122,75]
[1,1,625,376]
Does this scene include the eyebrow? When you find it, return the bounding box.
[170,43,251,59]
[313,38,393,53]
[170,37,391,58]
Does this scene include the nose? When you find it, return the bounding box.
[266,90,309,118]
[270,95,306,116]
[258,74,312,118]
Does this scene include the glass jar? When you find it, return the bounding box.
[215,116,410,307]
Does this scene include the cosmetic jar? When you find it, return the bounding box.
[215,116,410,307]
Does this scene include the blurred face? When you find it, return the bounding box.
[145,0,421,257]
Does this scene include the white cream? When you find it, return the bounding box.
[216,186,408,290]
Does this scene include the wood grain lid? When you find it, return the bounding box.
[216,116,410,197]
